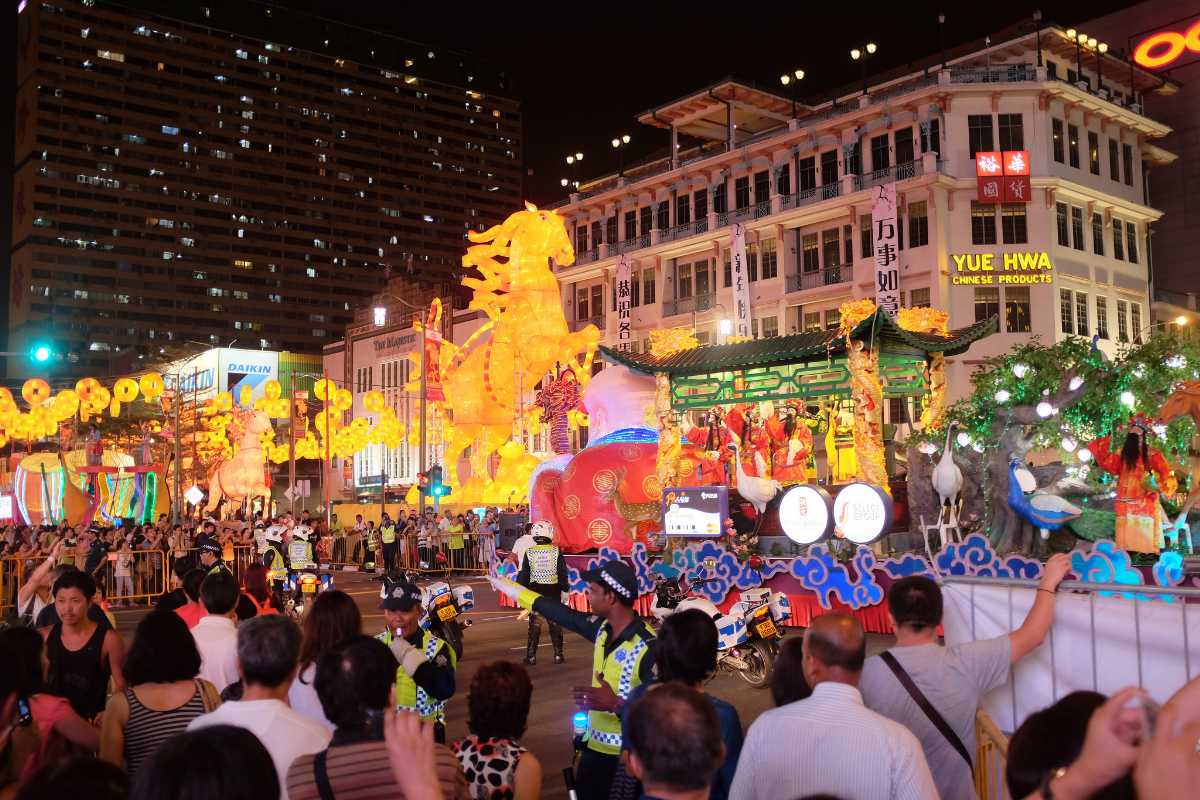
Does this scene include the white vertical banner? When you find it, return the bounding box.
[872,182,900,314]
[730,222,752,338]
[615,254,633,351]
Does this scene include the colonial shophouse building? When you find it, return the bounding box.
[553,24,1177,408]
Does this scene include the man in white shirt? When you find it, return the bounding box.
[189,615,330,800]
[190,570,241,693]
[859,554,1072,800]
[730,613,937,800]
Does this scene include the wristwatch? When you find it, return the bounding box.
[1040,766,1069,800]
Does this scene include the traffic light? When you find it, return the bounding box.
[28,342,54,364]
[429,465,450,498]
[417,471,430,492]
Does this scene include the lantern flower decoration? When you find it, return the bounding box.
[138,373,165,401]
[534,366,582,455]
[22,379,51,407]
[363,390,386,414]
[263,379,282,401]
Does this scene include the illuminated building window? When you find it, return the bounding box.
[234,259,252,269]
[1005,287,1032,333]
[97,50,124,62]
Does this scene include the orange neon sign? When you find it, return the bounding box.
[1133,20,1200,69]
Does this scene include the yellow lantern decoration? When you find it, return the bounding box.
[21,379,51,406]
[109,399,122,418]
[333,388,353,412]
[113,377,139,404]
[314,378,335,401]
[363,390,386,413]
[0,387,15,409]
[51,391,80,422]
[263,379,282,401]
[138,373,165,401]
[214,392,233,411]
[240,385,254,407]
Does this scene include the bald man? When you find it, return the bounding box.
[730,614,937,800]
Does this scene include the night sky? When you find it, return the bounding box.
[284,0,1136,205]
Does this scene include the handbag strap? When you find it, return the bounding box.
[879,650,973,770]
[312,748,335,800]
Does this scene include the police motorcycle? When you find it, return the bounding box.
[650,573,791,687]
[400,570,474,659]
[283,525,334,618]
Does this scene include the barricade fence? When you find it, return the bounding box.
[945,575,1200,800]
[1,544,259,615]
[322,531,495,575]
[974,709,1010,800]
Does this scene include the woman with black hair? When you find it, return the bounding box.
[611,609,743,800]
[98,609,221,777]
[130,725,279,800]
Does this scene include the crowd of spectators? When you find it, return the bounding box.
[333,507,510,572]
[4,536,1200,800]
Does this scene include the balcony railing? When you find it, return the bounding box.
[576,248,599,264]
[753,199,772,219]
[570,314,605,332]
[663,292,717,317]
[615,233,650,254]
[853,159,923,191]
[950,63,1037,84]
[786,265,853,292]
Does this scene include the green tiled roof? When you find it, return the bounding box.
[601,311,998,376]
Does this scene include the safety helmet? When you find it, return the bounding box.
[265,524,285,543]
[292,525,314,543]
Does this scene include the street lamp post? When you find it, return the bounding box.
[850,42,878,96]
[1066,29,1086,86]
[373,293,432,515]
[779,69,805,119]
[611,135,630,177]
[565,152,583,188]
[1095,40,1108,93]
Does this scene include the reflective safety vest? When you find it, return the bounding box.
[288,540,314,569]
[376,629,457,724]
[380,524,396,544]
[586,626,652,755]
[264,546,287,581]
[525,543,560,585]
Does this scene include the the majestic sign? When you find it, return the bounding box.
[951,251,1054,286]
[872,183,900,314]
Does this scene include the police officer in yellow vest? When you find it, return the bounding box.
[490,560,655,800]
[379,513,397,572]
[375,575,457,743]
[515,520,568,665]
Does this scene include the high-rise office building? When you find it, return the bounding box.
[11,0,521,376]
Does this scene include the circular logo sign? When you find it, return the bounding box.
[831,482,893,545]
[588,518,613,545]
[778,485,834,545]
[562,494,581,520]
[592,469,618,496]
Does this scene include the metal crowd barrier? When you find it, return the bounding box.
[321,531,495,575]
[974,709,1011,800]
[1,544,261,614]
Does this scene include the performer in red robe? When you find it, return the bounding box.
[765,402,813,484]
[683,407,732,486]
[1088,414,1176,554]
[726,403,772,478]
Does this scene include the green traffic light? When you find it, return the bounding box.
[31,345,51,363]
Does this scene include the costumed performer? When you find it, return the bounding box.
[1087,414,1177,553]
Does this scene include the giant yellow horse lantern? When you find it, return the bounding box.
[431,203,601,493]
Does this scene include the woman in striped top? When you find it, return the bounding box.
[100,610,221,777]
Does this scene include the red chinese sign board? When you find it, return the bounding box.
[975,150,1030,204]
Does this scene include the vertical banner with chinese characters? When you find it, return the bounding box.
[872,183,900,314]
[730,223,752,338]
[976,150,1030,203]
[615,254,633,351]
[423,328,444,401]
